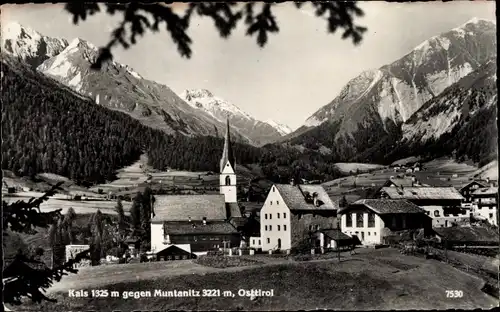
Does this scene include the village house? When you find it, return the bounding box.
[457,180,488,203]
[378,186,466,228]
[338,199,432,245]
[470,186,498,226]
[382,177,420,188]
[150,119,242,256]
[259,180,338,252]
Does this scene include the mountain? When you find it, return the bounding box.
[391,58,498,166]
[265,120,293,136]
[181,89,289,145]
[0,53,267,183]
[284,18,497,163]
[1,22,69,69]
[2,23,251,144]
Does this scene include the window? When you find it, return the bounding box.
[284,225,287,231]
[434,210,440,217]
[265,225,268,231]
[225,175,231,185]
[368,232,371,236]
[269,225,272,231]
[356,213,364,227]
[277,213,280,219]
[272,187,275,192]
[278,225,281,231]
[270,214,272,220]
[489,213,494,218]
[265,214,268,219]
[259,240,261,245]
[252,239,255,245]
[368,213,375,227]
[374,232,376,236]
[277,200,279,205]
[346,213,352,227]
[284,213,287,218]
[270,201,273,205]
[267,238,270,244]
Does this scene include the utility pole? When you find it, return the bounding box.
[337,217,341,262]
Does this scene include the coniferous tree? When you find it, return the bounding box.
[2,182,90,307]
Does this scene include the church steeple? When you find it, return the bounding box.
[220,118,235,172]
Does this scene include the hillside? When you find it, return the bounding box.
[2,22,250,144]
[388,58,498,166]
[282,18,497,165]
[2,53,351,186]
[181,89,288,145]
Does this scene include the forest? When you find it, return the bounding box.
[1,56,345,185]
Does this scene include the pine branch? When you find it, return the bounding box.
[63,2,365,69]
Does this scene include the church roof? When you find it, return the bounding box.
[220,118,235,171]
[164,221,239,235]
[152,195,227,222]
[226,202,242,218]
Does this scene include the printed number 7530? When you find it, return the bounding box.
[446,290,463,298]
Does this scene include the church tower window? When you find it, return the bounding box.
[225,175,231,185]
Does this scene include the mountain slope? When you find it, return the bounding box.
[283,18,497,163]
[1,22,69,69]
[389,58,498,166]
[2,23,252,144]
[181,89,289,145]
[0,53,266,183]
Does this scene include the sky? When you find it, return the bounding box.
[1,2,496,130]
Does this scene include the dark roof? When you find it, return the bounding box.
[274,184,337,211]
[320,229,353,241]
[471,187,498,196]
[152,195,227,222]
[341,199,426,215]
[220,118,235,171]
[384,178,415,188]
[380,187,464,201]
[164,221,239,235]
[458,180,489,191]
[434,226,499,243]
[155,245,195,256]
[226,202,242,218]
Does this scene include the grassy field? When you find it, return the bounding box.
[323,157,487,204]
[333,163,385,174]
[14,248,497,311]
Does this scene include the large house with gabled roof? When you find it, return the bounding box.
[338,199,432,245]
[150,119,242,255]
[377,186,467,228]
[259,180,339,252]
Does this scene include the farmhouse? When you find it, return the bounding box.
[470,187,498,226]
[259,180,338,252]
[338,199,431,245]
[457,180,488,203]
[433,226,499,246]
[150,119,242,255]
[378,186,467,228]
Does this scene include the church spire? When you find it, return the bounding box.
[220,117,235,172]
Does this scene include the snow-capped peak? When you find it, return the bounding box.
[181,89,253,120]
[265,119,293,135]
[2,21,42,42]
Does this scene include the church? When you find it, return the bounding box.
[150,119,243,256]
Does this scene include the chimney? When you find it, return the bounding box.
[290,178,295,186]
[203,217,207,225]
[313,192,320,207]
